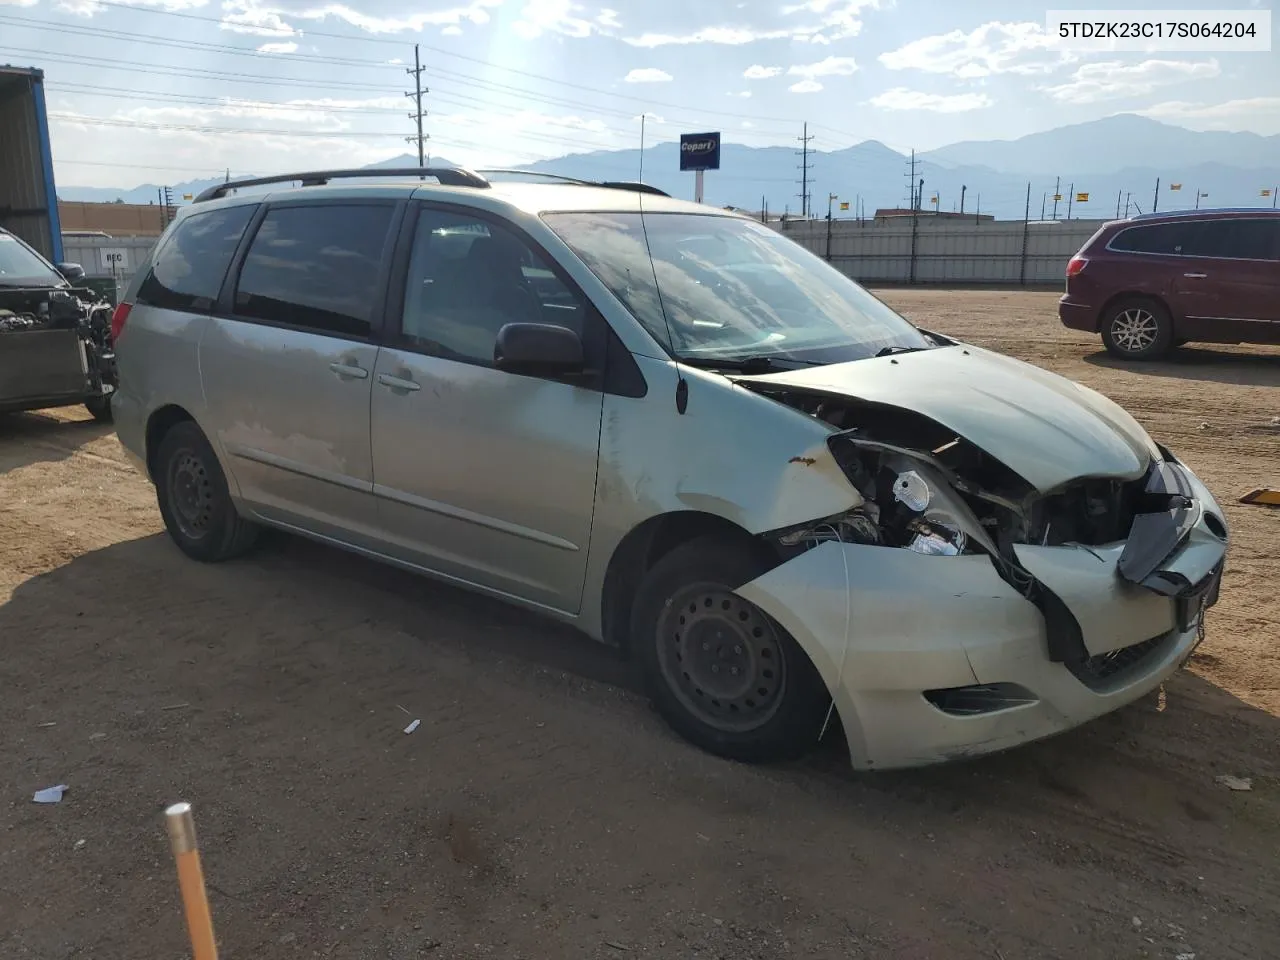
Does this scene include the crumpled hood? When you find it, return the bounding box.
[732,344,1159,493]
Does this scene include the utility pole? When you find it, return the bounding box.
[1116,191,1122,218]
[162,185,173,226]
[1273,185,1278,209]
[904,149,917,210]
[796,122,814,217]
[405,44,428,166]
[639,114,646,181]
[1019,182,1031,286]
[224,168,230,184]
[825,192,837,261]
[975,194,981,224]
[1051,175,1061,220]
[1067,182,1074,220]
[1125,192,1131,217]
[1152,177,1160,214]
[1040,193,1047,220]
[959,184,966,215]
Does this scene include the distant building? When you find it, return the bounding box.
[58,201,177,237]
[872,208,995,223]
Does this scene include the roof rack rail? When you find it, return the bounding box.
[1129,206,1279,220]
[474,169,670,197]
[193,166,490,203]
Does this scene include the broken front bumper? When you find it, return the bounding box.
[735,459,1227,772]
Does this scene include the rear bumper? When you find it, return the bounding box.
[735,460,1227,771]
[1058,296,1098,332]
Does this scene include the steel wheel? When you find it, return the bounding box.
[167,448,216,540]
[655,584,787,734]
[1109,307,1160,354]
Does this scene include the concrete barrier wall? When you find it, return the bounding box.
[773,217,1107,285]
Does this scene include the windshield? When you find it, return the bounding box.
[541,211,933,366]
[0,231,64,287]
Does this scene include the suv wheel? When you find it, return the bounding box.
[1100,298,1173,361]
[84,394,113,423]
[154,420,259,562]
[631,535,831,764]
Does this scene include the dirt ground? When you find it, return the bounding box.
[2,289,1277,960]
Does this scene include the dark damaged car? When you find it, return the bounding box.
[0,226,116,420]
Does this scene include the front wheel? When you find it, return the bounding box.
[154,420,259,562]
[1100,298,1173,361]
[84,394,113,423]
[631,536,831,763]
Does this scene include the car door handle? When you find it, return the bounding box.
[329,361,369,380]
[377,373,421,392]
[1183,272,1207,279]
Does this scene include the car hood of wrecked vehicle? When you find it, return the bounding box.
[730,344,1160,494]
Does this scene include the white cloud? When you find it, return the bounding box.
[789,79,824,93]
[787,56,857,78]
[880,21,1069,78]
[1042,59,1220,105]
[625,25,793,47]
[0,0,40,8]
[782,0,877,41]
[729,90,752,98]
[869,87,993,112]
[513,0,608,39]
[624,68,673,83]
[441,24,462,35]
[289,0,501,35]
[1138,96,1280,134]
[743,64,782,79]
[58,0,207,13]
[256,40,299,53]
[219,2,297,36]
[597,8,620,28]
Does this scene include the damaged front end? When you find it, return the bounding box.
[0,285,117,414]
[733,380,1227,768]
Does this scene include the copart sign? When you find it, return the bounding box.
[679,132,721,172]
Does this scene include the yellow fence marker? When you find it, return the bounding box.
[165,802,220,960]
[1239,488,1280,507]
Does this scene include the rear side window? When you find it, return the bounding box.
[135,204,256,311]
[233,204,395,338]
[1108,222,1193,255]
[1181,219,1280,260]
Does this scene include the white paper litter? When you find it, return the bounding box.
[1215,774,1252,791]
[403,719,421,734]
[32,785,68,803]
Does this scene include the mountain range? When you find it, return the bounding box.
[58,114,1280,222]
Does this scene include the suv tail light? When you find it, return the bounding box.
[110,301,132,342]
[1066,256,1088,278]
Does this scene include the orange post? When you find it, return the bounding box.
[165,802,219,960]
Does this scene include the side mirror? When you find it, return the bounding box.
[494,322,586,377]
[56,262,86,283]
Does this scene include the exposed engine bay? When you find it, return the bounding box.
[746,382,1220,667]
[0,285,117,416]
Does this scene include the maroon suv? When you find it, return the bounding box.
[1059,208,1280,360]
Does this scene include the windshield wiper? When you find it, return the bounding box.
[676,355,823,373]
[874,345,931,358]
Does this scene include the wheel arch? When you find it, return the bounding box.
[144,404,198,481]
[1097,290,1174,331]
[599,510,771,657]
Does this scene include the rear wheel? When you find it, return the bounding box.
[154,420,258,562]
[1100,298,1173,361]
[631,535,830,763]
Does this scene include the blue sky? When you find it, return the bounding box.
[0,0,1275,187]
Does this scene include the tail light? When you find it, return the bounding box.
[1066,256,1088,278]
[110,301,132,342]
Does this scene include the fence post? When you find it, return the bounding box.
[1019,182,1031,286]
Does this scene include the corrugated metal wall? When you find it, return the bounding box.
[774,218,1107,284]
[0,69,56,261]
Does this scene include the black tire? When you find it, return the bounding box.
[1100,298,1174,361]
[84,394,113,423]
[631,535,831,763]
[153,420,258,562]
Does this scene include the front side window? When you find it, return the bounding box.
[541,211,932,367]
[1181,219,1280,260]
[398,209,588,365]
[234,204,394,338]
[136,204,257,311]
[0,231,64,287]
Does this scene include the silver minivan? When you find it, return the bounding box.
[111,169,1228,771]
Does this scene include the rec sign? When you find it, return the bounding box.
[679,132,721,172]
